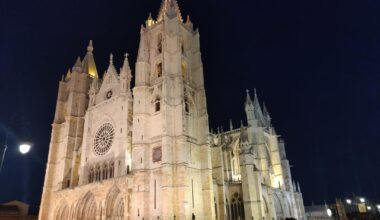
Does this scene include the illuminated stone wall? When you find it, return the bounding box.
[39,1,305,220]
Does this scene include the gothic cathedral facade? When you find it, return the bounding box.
[39,1,305,219]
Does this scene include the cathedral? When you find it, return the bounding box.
[39,0,306,219]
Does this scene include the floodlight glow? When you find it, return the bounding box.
[19,144,31,154]
[326,208,332,217]
[346,199,352,204]
[377,205,380,209]
[360,198,365,203]
[367,206,372,210]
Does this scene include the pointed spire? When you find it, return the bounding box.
[121,53,131,73]
[253,89,261,109]
[82,40,99,78]
[252,89,266,127]
[263,102,272,127]
[297,181,301,193]
[87,40,94,54]
[185,15,193,29]
[105,53,118,77]
[186,15,192,24]
[245,89,257,127]
[120,53,132,93]
[263,103,271,120]
[157,0,183,22]
[229,119,233,131]
[293,181,297,192]
[245,89,253,106]
[65,69,72,81]
[72,56,82,73]
[109,53,114,65]
[146,13,155,27]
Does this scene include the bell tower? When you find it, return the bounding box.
[132,0,215,219]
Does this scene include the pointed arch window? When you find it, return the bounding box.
[157,63,162,78]
[109,162,115,178]
[184,97,190,114]
[181,62,187,80]
[103,163,108,180]
[155,97,161,112]
[157,34,163,54]
[95,165,101,181]
[89,167,94,183]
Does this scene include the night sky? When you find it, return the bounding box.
[0,0,379,212]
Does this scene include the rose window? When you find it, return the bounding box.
[93,123,115,156]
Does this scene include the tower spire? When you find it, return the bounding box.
[82,40,99,78]
[87,40,93,54]
[263,102,272,127]
[120,53,132,93]
[65,69,72,81]
[245,89,257,127]
[108,53,117,73]
[157,0,183,22]
[72,56,82,73]
[253,89,265,127]
[245,89,253,107]
[121,53,131,73]
[146,12,156,27]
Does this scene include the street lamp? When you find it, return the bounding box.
[326,208,332,217]
[0,134,32,175]
[360,198,366,203]
[346,199,352,204]
[19,142,32,154]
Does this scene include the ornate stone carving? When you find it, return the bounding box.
[93,123,115,156]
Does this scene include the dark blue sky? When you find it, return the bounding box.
[0,0,379,211]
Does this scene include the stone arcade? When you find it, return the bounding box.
[39,0,306,219]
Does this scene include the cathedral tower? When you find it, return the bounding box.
[132,0,215,219]
[39,41,98,220]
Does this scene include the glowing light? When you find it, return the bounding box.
[377,205,380,209]
[346,199,352,204]
[360,198,365,203]
[367,206,372,210]
[326,208,332,217]
[19,144,31,154]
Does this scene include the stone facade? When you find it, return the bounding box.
[39,0,305,219]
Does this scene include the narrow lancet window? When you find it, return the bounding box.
[109,162,115,178]
[185,98,190,113]
[157,63,162,78]
[157,34,162,54]
[155,97,161,112]
[182,62,187,80]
